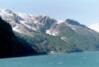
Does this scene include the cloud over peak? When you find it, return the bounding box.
[88,23,99,32]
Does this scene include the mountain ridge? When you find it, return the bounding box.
[0,9,99,54]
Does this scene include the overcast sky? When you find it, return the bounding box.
[0,0,98,27]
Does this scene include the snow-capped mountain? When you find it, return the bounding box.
[0,9,89,36]
[0,9,56,35]
[0,9,99,54]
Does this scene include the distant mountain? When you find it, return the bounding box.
[0,9,99,54]
[0,17,39,58]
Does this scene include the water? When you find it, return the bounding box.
[0,52,99,67]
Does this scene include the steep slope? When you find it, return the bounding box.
[0,9,99,54]
[0,17,39,58]
[58,19,99,52]
[0,9,56,34]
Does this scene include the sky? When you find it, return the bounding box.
[0,0,99,31]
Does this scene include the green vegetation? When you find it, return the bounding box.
[14,19,99,54]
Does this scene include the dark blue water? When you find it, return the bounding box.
[0,52,99,67]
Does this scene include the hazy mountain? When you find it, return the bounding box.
[0,9,99,54]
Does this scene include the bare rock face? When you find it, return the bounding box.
[0,17,39,58]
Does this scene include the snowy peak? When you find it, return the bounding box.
[0,9,14,15]
[0,9,90,36]
[0,9,57,34]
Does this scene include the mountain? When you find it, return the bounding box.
[0,9,56,34]
[0,17,39,58]
[0,9,99,54]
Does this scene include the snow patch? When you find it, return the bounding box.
[60,36,67,41]
[13,25,22,33]
[46,29,59,36]
[67,24,77,31]
[20,21,37,31]
[57,20,64,24]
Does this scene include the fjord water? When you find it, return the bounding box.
[0,52,99,67]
